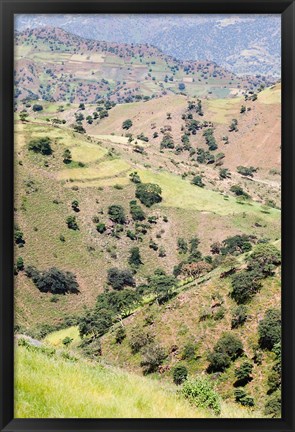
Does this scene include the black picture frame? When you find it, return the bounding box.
[0,1,294,431]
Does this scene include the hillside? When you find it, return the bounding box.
[15,14,281,77]
[14,20,281,419]
[14,27,273,104]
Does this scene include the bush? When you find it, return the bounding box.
[62,336,73,347]
[234,388,254,406]
[140,343,167,374]
[182,377,221,415]
[79,337,102,359]
[231,305,247,329]
[230,185,249,198]
[71,200,80,212]
[135,183,162,207]
[173,364,188,385]
[26,267,79,294]
[258,309,281,350]
[231,271,262,304]
[107,267,135,290]
[108,205,126,224]
[148,269,176,304]
[28,137,52,155]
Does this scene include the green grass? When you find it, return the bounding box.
[138,169,280,219]
[57,159,131,181]
[15,344,206,418]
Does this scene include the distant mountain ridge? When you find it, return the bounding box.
[15,14,281,77]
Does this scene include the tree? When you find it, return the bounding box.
[140,343,167,374]
[122,119,133,130]
[115,326,126,344]
[28,137,52,155]
[66,215,79,230]
[128,247,143,267]
[203,128,218,151]
[229,119,238,132]
[192,175,204,188]
[86,115,93,124]
[258,309,281,350]
[178,83,186,91]
[74,124,86,134]
[234,389,254,407]
[129,327,154,354]
[79,103,85,110]
[177,238,188,254]
[182,377,221,414]
[129,172,141,184]
[219,168,231,179]
[108,205,126,224]
[231,271,262,304]
[96,223,106,234]
[160,133,174,149]
[221,234,252,255]
[14,229,25,246]
[237,166,257,177]
[26,267,79,294]
[32,104,43,112]
[231,305,247,329]
[62,336,73,347]
[240,105,246,114]
[230,185,249,198]
[63,148,72,164]
[135,183,162,207]
[79,308,113,339]
[207,333,243,372]
[234,361,253,386]
[107,267,135,290]
[148,269,176,304]
[173,364,188,385]
[247,243,281,277]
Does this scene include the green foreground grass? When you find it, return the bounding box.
[15,344,204,418]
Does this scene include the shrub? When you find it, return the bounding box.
[177,238,188,254]
[14,229,25,246]
[140,343,167,374]
[115,326,126,344]
[221,234,252,255]
[107,267,135,290]
[16,256,24,271]
[160,133,174,149]
[182,343,197,360]
[258,309,281,350]
[231,305,247,329]
[108,205,126,224]
[62,336,73,347]
[66,215,79,230]
[173,364,188,385]
[96,223,106,234]
[28,137,52,155]
[135,183,162,207]
[182,377,221,415]
[264,392,281,417]
[79,337,102,359]
[230,185,249,198]
[234,389,254,406]
[71,200,80,212]
[231,271,262,304]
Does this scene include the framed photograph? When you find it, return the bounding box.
[1,0,294,431]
